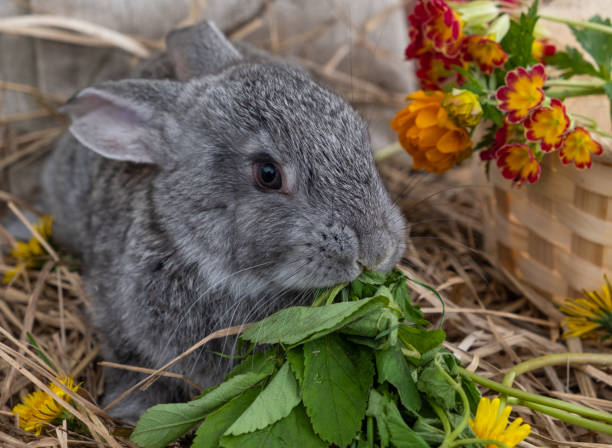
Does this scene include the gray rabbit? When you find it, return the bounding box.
[42,21,405,422]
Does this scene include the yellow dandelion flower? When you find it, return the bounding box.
[2,216,54,284]
[560,275,612,339]
[12,377,80,436]
[469,397,531,448]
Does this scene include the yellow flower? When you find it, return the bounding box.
[2,216,54,284]
[12,377,80,436]
[469,397,531,448]
[441,89,483,128]
[560,275,612,339]
[391,90,473,174]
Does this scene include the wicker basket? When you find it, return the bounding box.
[484,139,612,304]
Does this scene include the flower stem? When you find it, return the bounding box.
[374,142,403,161]
[366,416,374,448]
[546,86,606,100]
[545,79,606,88]
[451,438,508,448]
[518,401,612,435]
[431,401,452,437]
[437,359,471,448]
[539,14,612,36]
[502,353,612,390]
[573,114,612,138]
[460,367,612,424]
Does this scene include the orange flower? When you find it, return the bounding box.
[391,90,472,174]
[559,127,603,169]
[496,64,546,123]
[462,35,508,75]
[532,39,556,63]
[524,99,570,152]
[406,0,463,58]
[496,143,541,185]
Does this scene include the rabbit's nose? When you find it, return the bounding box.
[357,229,396,272]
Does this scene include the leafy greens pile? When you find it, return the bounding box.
[131,270,481,448]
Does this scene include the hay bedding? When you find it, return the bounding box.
[0,2,611,447]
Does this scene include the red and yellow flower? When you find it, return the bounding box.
[391,90,473,174]
[524,99,570,151]
[406,0,464,58]
[416,52,465,89]
[532,39,556,63]
[559,126,603,169]
[462,35,508,75]
[496,64,546,123]
[496,143,541,185]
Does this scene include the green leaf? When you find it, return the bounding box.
[131,370,273,448]
[225,362,301,436]
[366,389,390,448]
[192,387,261,448]
[241,297,386,346]
[571,15,612,77]
[417,365,456,411]
[462,375,482,418]
[375,348,421,414]
[449,65,486,95]
[358,271,388,285]
[225,347,280,380]
[26,332,57,372]
[219,405,327,448]
[286,348,305,387]
[366,389,429,448]
[604,81,612,118]
[399,327,446,355]
[384,400,430,448]
[482,103,504,127]
[500,0,539,69]
[413,417,446,445]
[302,334,374,447]
[546,46,601,79]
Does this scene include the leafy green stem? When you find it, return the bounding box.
[436,359,470,448]
[545,79,606,88]
[517,401,612,435]
[366,416,374,448]
[546,86,606,100]
[502,353,612,390]
[431,401,452,437]
[460,367,612,424]
[539,14,612,35]
[373,142,403,162]
[573,114,612,138]
[450,438,508,448]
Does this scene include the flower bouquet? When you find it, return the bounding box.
[387,0,612,304]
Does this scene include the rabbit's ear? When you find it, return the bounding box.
[61,80,181,164]
[166,20,242,80]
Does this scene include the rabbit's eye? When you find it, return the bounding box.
[253,162,283,191]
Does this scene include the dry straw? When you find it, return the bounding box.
[1,1,611,446]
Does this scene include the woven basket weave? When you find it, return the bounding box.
[484,140,612,304]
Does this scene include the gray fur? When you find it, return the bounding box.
[42,21,405,422]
